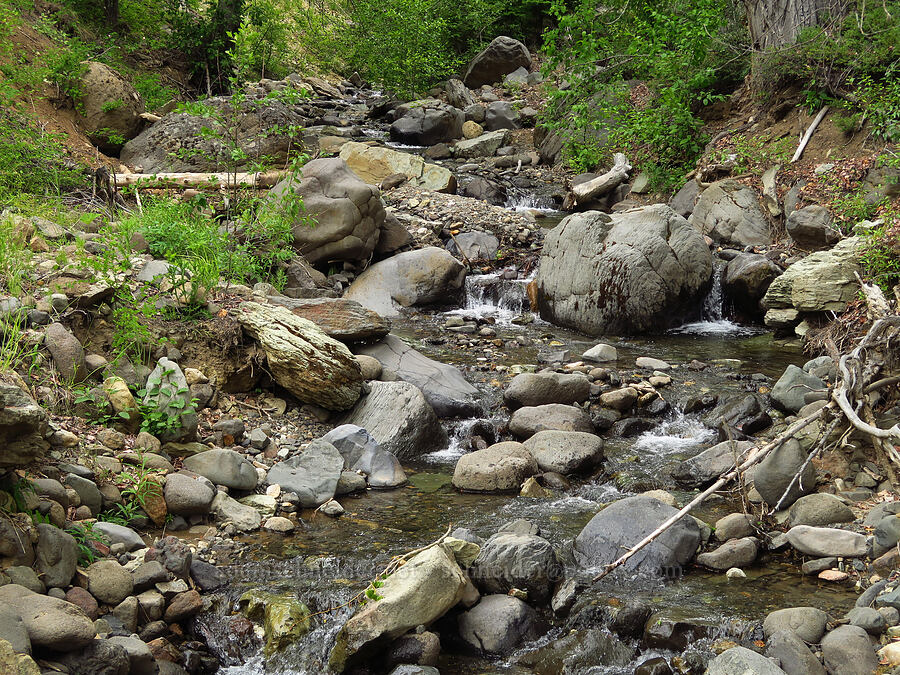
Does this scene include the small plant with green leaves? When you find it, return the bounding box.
[860,204,900,294]
[138,372,198,438]
[0,314,39,375]
[66,522,109,567]
[100,99,124,113]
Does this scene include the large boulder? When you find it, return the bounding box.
[34,523,78,589]
[234,301,362,411]
[469,532,561,603]
[536,206,712,335]
[484,101,519,131]
[786,205,841,251]
[457,595,544,654]
[344,247,466,317]
[821,625,880,675]
[574,496,701,573]
[266,296,390,343]
[77,62,144,154]
[355,334,479,417]
[339,142,456,193]
[765,629,826,675]
[142,357,198,442]
[452,442,538,492]
[453,129,510,159]
[183,448,257,490]
[121,95,306,172]
[762,236,863,325]
[0,585,95,651]
[522,430,603,475]
[266,439,344,507]
[330,543,468,671]
[0,375,49,468]
[690,180,771,247]
[390,100,464,146]
[321,425,406,488]
[267,158,385,265]
[464,36,532,88]
[504,372,590,410]
[340,381,447,459]
[770,365,827,413]
[723,253,782,319]
[788,493,855,527]
[763,606,829,643]
[45,323,87,383]
[445,79,475,109]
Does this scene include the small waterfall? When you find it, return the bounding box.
[670,260,757,336]
[504,189,559,213]
[700,259,727,322]
[445,272,532,324]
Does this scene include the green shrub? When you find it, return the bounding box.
[860,204,900,294]
[541,0,748,189]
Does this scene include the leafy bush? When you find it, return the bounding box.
[860,204,900,294]
[541,0,748,188]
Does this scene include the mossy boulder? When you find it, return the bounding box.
[239,590,311,655]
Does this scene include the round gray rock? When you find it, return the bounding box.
[509,404,594,440]
[86,560,134,605]
[522,430,603,475]
[182,448,257,491]
[503,372,591,410]
[163,472,217,515]
[457,594,543,654]
[469,532,561,604]
[763,606,829,643]
[821,625,879,675]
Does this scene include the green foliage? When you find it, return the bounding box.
[66,521,108,566]
[137,370,198,436]
[708,133,794,176]
[541,0,748,188]
[0,213,30,296]
[860,204,900,294]
[132,73,179,113]
[0,111,86,202]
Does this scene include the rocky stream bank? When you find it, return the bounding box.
[1,34,900,675]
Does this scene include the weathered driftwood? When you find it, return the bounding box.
[115,170,288,189]
[571,153,631,205]
[791,105,829,163]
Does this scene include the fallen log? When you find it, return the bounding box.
[571,153,631,205]
[115,170,288,189]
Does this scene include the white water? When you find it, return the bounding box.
[504,191,560,214]
[444,272,534,325]
[632,412,717,457]
[421,418,480,463]
[671,261,760,337]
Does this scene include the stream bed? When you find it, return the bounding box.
[203,271,860,674]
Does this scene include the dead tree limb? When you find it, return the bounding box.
[791,105,829,163]
[115,171,288,189]
[592,404,831,582]
[571,153,631,205]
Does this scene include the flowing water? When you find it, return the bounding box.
[204,265,857,674]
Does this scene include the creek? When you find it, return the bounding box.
[202,270,859,674]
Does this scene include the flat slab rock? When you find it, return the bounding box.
[266,295,390,343]
[786,525,868,558]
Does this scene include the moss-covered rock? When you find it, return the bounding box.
[239,590,311,655]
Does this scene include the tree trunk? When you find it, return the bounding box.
[104,0,119,28]
[744,0,850,50]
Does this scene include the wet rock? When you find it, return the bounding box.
[508,403,594,439]
[339,142,455,193]
[266,296,391,343]
[183,448,257,490]
[634,657,673,675]
[34,523,78,588]
[385,631,440,668]
[457,594,544,654]
[515,627,633,673]
[574,496,701,574]
[706,646,787,675]
[523,430,603,475]
[142,357,198,442]
[696,537,758,570]
[754,439,816,508]
[340,381,448,459]
[671,440,753,487]
[788,493,854,527]
[345,247,465,317]
[163,472,216,515]
[190,559,227,592]
[763,607,829,643]
[536,206,712,335]
[820,625,879,675]
[452,441,538,492]
[765,629,826,675]
[691,180,771,247]
[330,543,467,671]
[723,253,782,318]
[356,334,479,417]
[390,100,464,145]
[504,372,590,410]
[786,205,840,251]
[600,387,638,411]
[164,589,203,622]
[463,36,532,88]
[266,439,344,507]
[211,491,262,531]
[234,302,363,411]
[0,585,96,651]
[470,531,561,603]
[643,613,713,651]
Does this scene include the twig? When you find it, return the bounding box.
[592,405,831,582]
